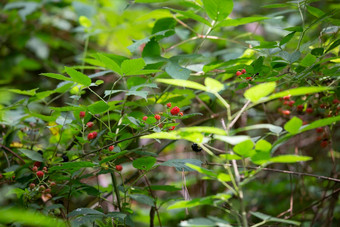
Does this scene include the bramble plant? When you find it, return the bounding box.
[0,0,339,226]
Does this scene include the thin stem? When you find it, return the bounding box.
[81,35,90,74]
[214,92,231,122]
[227,100,251,130]
[110,172,122,211]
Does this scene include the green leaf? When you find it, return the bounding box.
[306,5,325,18]
[88,101,109,114]
[267,87,331,101]
[204,77,224,93]
[126,90,149,100]
[165,61,191,80]
[149,185,181,192]
[132,157,157,171]
[141,132,179,140]
[300,115,340,133]
[186,163,217,177]
[8,88,38,96]
[255,140,272,152]
[214,135,251,145]
[170,9,211,26]
[284,117,302,134]
[64,67,91,86]
[68,208,104,218]
[233,139,255,157]
[40,73,73,82]
[280,32,295,46]
[156,79,207,91]
[0,208,67,227]
[231,124,283,134]
[311,48,324,56]
[244,82,276,102]
[269,155,312,163]
[96,53,122,75]
[168,196,214,210]
[284,26,303,32]
[202,0,233,21]
[251,212,300,225]
[326,39,340,53]
[300,53,317,67]
[130,194,155,206]
[217,16,268,27]
[79,16,92,28]
[54,162,95,170]
[18,149,43,162]
[180,126,226,135]
[99,151,129,165]
[160,159,202,171]
[121,58,146,75]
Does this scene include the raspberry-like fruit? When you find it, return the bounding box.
[115,165,123,171]
[29,183,35,189]
[246,77,252,80]
[87,132,94,140]
[32,166,38,172]
[170,106,180,115]
[320,140,328,148]
[169,126,175,131]
[92,131,98,138]
[79,111,86,118]
[288,100,295,107]
[154,114,161,120]
[316,128,324,133]
[306,108,313,114]
[236,71,242,76]
[283,95,291,101]
[36,171,44,178]
[34,161,41,167]
[179,112,183,116]
[241,69,246,74]
[142,116,148,121]
[109,145,114,151]
[86,122,94,128]
[166,102,171,108]
[297,105,304,111]
[282,110,291,115]
[50,182,56,187]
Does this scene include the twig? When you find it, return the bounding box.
[0,144,26,164]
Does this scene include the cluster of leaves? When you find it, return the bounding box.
[0,0,339,226]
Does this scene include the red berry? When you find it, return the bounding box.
[50,182,56,187]
[29,183,35,189]
[154,114,161,120]
[306,108,313,114]
[87,133,94,140]
[170,106,180,115]
[43,167,48,173]
[320,140,328,148]
[169,126,175,131]
[86,122,94,128]
[236,71,242,76]
[297,105,304,111]
[179,112,183,116]
[283,101,289,105]
[109,145,114,151]
[241,69,246,74]
[92,131,98,138]
[142,116,148,121]
[282,110,291,115]
[79,111,86,118]
[316,127,324,133]
[44,188,51,193]
[115,165,123,171]
[283,95,291,101]
[246,77,252,80]
[316,136,322,141]
[333,99,340,104]
[32,166,38,172]
[320,104,327,109]
[288,100,295,107]
[166,102,171,108]
[34,161,41,167]
[39,185,45,192]
[36,171,44,178]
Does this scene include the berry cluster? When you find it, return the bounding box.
[236,69,252,80]
[142,103,183,132]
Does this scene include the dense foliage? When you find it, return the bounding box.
[0,0,339,226]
